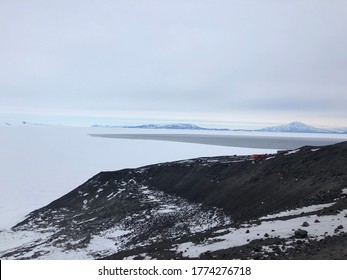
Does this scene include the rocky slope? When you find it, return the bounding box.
[1,141,347,259]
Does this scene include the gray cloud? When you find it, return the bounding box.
[1,0,347,127]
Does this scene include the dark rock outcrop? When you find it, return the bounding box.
[294,229,308,238]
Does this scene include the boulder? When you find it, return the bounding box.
[302,222,310,227]
[294,229,308,238]
[334,225,344,233]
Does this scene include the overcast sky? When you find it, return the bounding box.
[1,0,347,128]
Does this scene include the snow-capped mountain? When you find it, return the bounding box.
[123,123,202,129]
[123,123,230,131]
[92,123,228,130]
[1,141,347,260]
[259,121,337,133]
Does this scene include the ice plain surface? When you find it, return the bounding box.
[0,126,276,229]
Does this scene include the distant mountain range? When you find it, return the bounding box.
[3,121,46,127]
[91,124,122,128]
[123,123,230,131]
[92,121,347,134]
[92,123,229,131]
[2,120,345,134]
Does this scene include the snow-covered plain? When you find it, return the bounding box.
[0,126,277,229]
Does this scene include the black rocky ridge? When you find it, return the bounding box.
[1,141,347,259]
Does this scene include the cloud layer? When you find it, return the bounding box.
[1,0,347,127]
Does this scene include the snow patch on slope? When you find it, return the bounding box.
[176,209,347,258]
[260,203,336,220]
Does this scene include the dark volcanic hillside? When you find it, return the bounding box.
[143,142,347,221]
[1,141,347,259]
